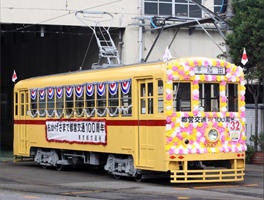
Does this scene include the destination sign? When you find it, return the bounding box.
[194,66,225,75]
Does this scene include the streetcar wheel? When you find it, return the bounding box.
[56,164,64,171]
[134,173,143,182]
[112,174,121,179]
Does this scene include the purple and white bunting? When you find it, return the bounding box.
[47,88,54,99]
[109,82,118,96]
[86,84,94,97]
[121,80,131,94]
[56,87,63,99]
[75,85,83,98]
[97,83,105,96]
[31,89,37,100]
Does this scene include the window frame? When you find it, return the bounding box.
[199,82,220,112]
[172,81,192,112]
[226,83,238,112]
[144,0,202,18]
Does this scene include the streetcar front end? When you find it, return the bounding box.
[164,57,246,183]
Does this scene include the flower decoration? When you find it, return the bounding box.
[165,58,246,155]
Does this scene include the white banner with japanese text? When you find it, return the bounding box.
[46,120,106,144]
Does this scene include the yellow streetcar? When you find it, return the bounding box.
[14,57,246,183]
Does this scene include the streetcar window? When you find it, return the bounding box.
[15,92,18,116]
[157,80,164,113]
[56,88,64,117]
[47,88,54,117]
[30,92,38,117]
[226,84,238,112]
[86,84,95,117]
[199,83,219,112]
[148,82,153,114]
[25,92,29,114]
[65,87,74,117]
[140,83,146,114]
[108,83,119,117]
[97,84,107,117]
[75,86,84,117]
[173,82,191,112]
[21,93,24,116]
[39,90,46,117]
[121,83,132,116]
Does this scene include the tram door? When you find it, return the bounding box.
[137,79,155,167]
[17,90,29,155]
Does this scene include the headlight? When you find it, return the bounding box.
[207,129,219,142]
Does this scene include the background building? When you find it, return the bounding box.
[0,0,230,149]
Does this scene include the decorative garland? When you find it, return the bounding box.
[31,89,37,100]
[47,88,54,99]
[86,84,94,96]
[56,87,63,99]
[39,89,45,100]
[66,86,73,98]
[109,82,118,96]
[165,58,246,155]
[75,85,83,98]
[97,83,106,96]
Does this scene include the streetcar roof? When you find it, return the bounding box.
[14,57,230,89]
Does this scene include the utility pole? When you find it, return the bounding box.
[225,0,233,62]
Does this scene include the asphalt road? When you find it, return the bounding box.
[0,160,263,200]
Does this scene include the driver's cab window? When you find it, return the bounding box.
[173,82,191,112]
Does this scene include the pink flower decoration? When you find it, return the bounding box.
[196,148,200,154]
[193,80,199,85]
[166,94,172,100]
[174,142,178,146]
[179,70,185,75]
[213,122,218,128]
[166,116,172,123]
[185,62,189,66]
[172,112,177,117]
[216,60,220,66]
[221,96,227,102]
[204,148,208,153]
[220,81,226,86]
[226,68,231,73]
[241,95,245,101]
[213,112,217,117]
[240,112,245,118]
[193,94,199,100]
[230,112,234,118]
[193,110,199,116]
[189,140,194,145]
[168,148,174,155]
[167,137,173,143]
[194,60,198,66]
[204,60,209,66]
[179,149,184,155]
[184,113,189,117]
[205,75,209,81]
[177,135,184,140]
[168,74,173,80]
[205,113,210,117]
[172,66,178,71]
[212,75,217,81]
[171,122,175,128]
